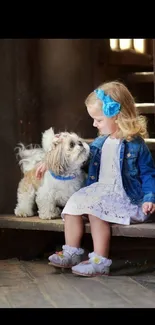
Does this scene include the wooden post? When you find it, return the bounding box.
[153,39,155,104]
[0,39,41,214]
[153,39,155,135]
[13,39,41,145]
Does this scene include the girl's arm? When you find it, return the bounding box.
[138,140,155,214]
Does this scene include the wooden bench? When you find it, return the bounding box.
[0,215,155,238]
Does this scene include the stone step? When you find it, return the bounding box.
[127,72,154,83]
[136,103,155,114]
[0,215,155,238]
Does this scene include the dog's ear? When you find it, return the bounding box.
[45,141,67,175]
[42,127,55,152]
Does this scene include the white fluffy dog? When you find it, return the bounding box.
[14,127,90,219]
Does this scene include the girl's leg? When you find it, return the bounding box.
[48,214,85,268]
[65,214,84,247]
[72,215,112,276]
[89,214,111,257]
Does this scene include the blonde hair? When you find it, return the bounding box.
[85,81,148,140]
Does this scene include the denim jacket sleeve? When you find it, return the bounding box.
[138,140,155,204]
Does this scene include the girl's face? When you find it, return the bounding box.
[87,104,118,136]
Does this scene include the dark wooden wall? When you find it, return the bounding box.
[0,39,100,213]
[0,40,19,214]
[38,39,95,138]
[0,39,40,213]
[38,39,131,139]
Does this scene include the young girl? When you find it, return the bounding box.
[36,81,155,277]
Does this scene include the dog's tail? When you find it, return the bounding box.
[15,143,45,173]
[15,128,55,173]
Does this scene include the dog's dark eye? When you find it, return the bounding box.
[78,141,83,147]
[70,141,75,148]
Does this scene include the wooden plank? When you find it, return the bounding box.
[111,223,155,238]
[0,215,155,238]
[144,138,155,150]
[2,259,155,308]
[3,259,155,308]
[136,103,155,114]
[99,50,153,67]
[127,72,154,83]
[0,260,54,308]
[97,276,155,308]
[62,274,135,308]
[0,215,64,232]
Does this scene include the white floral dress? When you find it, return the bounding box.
[62,137,147,225]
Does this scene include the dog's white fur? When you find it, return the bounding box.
[14,127,90,219]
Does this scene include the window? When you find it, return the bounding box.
[110,39,146,54]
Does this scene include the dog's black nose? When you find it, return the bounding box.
[78,141,83,147]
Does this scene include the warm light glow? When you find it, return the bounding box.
[110,39,119,50]
[110,38,146,54]
[119,39,132,50]
[133,39,145,53]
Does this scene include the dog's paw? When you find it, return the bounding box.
[39,214,53,220]
[39,207,61,220]
[14,207,34,217]
[51,207,62,219]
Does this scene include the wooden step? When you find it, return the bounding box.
[0,215,155,238]
[127,72,154,83]
[100,50,153,67]
[145,138,155,150]
[136,103,155,114]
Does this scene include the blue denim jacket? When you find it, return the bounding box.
[86,135,155,205]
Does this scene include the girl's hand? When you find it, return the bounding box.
[35,162,47,179]
[142,202,155,215]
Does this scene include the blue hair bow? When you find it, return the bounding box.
[94,88,121,118]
